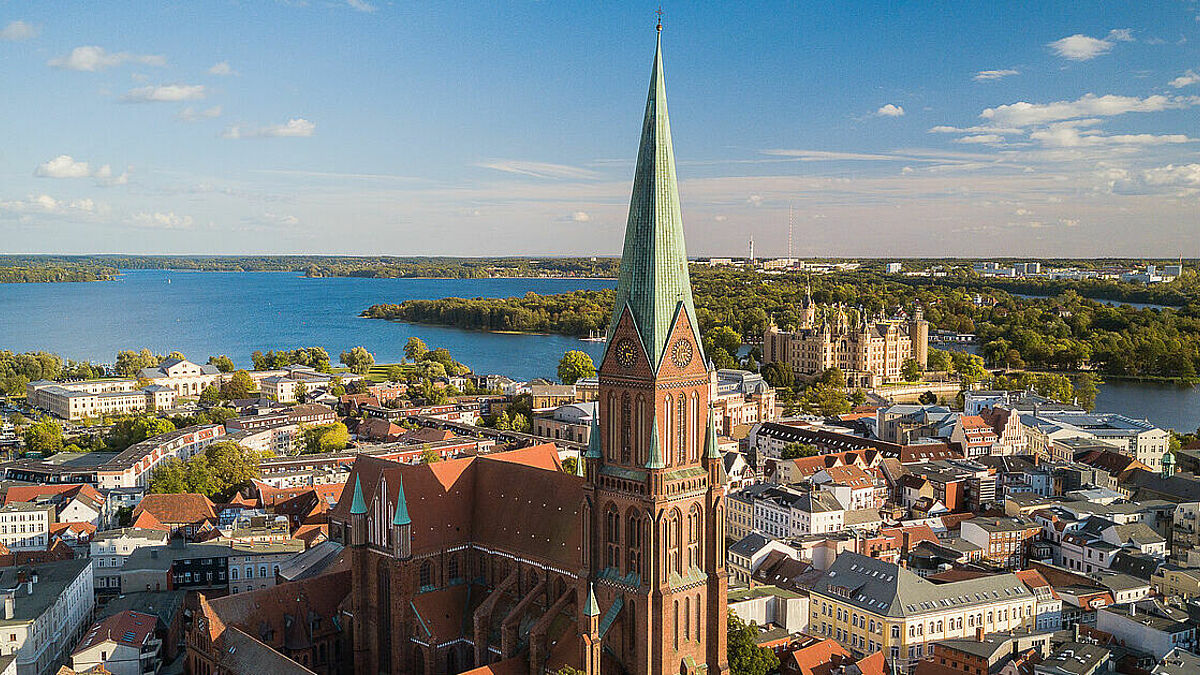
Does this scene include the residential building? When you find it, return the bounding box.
[762,290,929,388]
[1034,642,1110,675]
[710,369,776,435]
[69,610,161,675]
[949,415,999,458]
[960,516,1043,570]
[1015,569,1063,631]
[3,485,105,527]
[1028,412,1169,472]
[0,504,54,552]
[915,630,1052,675]
[0,559,95,675]
[809,552,1035,673]
[119,539,305,595]
[1151,566,1200,599]
[187,572,350,675]
[1095,601,1197,660]
[185,595,315,674]
[131,494,216,538]
[96,424,226,490]
[728,532,798,587]
[89,528,170,595]
[531,402,595,444]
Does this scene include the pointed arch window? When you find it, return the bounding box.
[663,395,673,464]
[677,393,687,465]
[620,393,632,464]
[605,505,621,570]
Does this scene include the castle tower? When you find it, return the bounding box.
[588,23,728,675]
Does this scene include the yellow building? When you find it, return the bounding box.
[809,552,1035,673]
[1151,566,1200,600]
[762,289,928,388]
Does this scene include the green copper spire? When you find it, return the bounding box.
[349,474,366,515]
[584,583,600,617]
[646,418,665,469]
[585,414,602,459]
[607,27,703,371]
[704,406,721,460]
[392,476,411,526]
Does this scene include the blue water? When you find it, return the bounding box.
[0,270,614,381]
[1012,293,1173,311]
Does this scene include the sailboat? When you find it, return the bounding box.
[580,329,606,342]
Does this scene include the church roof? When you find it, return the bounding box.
[607,29,703,371]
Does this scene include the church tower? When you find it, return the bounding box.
[581,23,729,675]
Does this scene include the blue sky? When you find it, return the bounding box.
[0,1,1197,257]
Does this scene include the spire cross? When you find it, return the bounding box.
[656,6,663,31]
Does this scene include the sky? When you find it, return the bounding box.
[0,1,1197,258]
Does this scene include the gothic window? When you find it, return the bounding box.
[620,393,632,464]
[666,508,682,575]
[663,395,672,464]
[607,394,617,462]
[677,393,687,465]
[684,596,691,641]
[673,600,680,650]
[689,393,698,463]
[687,504,702,569]
[606,505,620,569]
[626,510,642,577]
[695,593,702,642]
[627,599,636,653]
[377,563,392,674]
[419,561,432,589]
[635,394,646,465]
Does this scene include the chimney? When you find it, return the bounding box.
[2,595,11,620]
[1073,622,1080,643]
[976,627,985,642]
[1129,603,1136,617]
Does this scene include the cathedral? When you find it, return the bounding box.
[762,287,929,388]
[330,26,729,675]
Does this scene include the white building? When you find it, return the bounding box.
[0,504,53,552]
[90,528,171,594]
[24,379,177,422]
[70,610,161,675]
[96,424,225,489]
[138,357,221,397]
[0,559,95,675]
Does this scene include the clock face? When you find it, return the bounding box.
[671,338,694,369]
[614,338,639,369]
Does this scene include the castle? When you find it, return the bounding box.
[762,287,929,388]
[330,25,729,675]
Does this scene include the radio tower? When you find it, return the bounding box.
[748,236,754,264]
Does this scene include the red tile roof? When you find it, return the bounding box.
[783,638,850,675]
[73,610,158,652]
[132,493,216,527]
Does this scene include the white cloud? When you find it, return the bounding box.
[1048,29,1133,61]
[747,194,764,206]
[0,20,37,41]
[49,46,165,71]
[35,155,92,179]
[568,211,591,222]
[980,93,1196,128]
[1142,163,1200,186]
[122,84,206,103]
[954,134,1006,144]
[131,211,193,229]
[178,105,223,122]
[1170,70,1200,88]
[208,61,235,76]
[929,124,1024,135]
[262,212,300,226]
[1030,123,1194,148]
[0,194,100,217]
[34,155,129,186]
[876,104,905,117]
[974,69,1019,81]
[475,160,598,180]
[222,118,316,139]
[346,0,376,11]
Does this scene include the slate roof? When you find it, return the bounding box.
[810,551,1033,619]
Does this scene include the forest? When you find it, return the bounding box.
[362,266,1200,381]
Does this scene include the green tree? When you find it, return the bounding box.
[1074,373,1100,411]
[204,407,238,425]
[301,423,350,455]
[115,349,159,378]
[927,348,954,372]
[23,420,63,455]
[203,441,264,499]
[704,326,743,356]
[340,346,376,375]
[918,390,938,405]
[403,337,429,362]
[221,370,257,400]
[557,350,596,385]
[727,611,779,675]
[510,412,530,433]
[709,347,738,370]
[780,443,819,460]
[4,374,29,398]
[387,365,405,382]
[901,358,921,382]
[850,388,867,406]
[148,459,189,494]
[207,355,235,373]
[759,362,794,389]
[294,381,308,403]
[561,457,579,475]
[420,445,441,464]
[199,384,221,404]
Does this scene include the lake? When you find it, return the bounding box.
[1012,292,1174,311]
[0,270,613,382]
